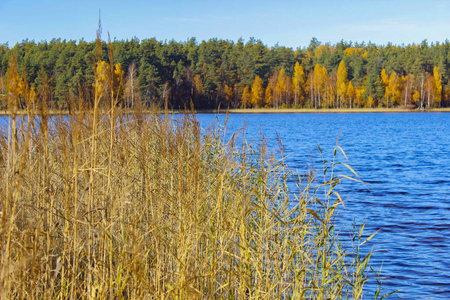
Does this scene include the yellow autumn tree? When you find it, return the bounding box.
[320,66,328,107]
[224,84,233,105]
[433,66,442,107]
[347,81,355,108]
[380,69,401,108]
[355,87,365,108]
[365,96,374,108]
[336,61,348,108]
[380,69,390,107]
[241,86,251,108]
[251,75,264,107]
[324,72,336,108]
[388,71,401,106]
[275,68,286,108]
[266,72,278,108]
[401,74,414,106]
[313,64,327,108]
[264,85,272,107]
[313,65,321,107]
[292,62,306,107]
[412,90,420,105]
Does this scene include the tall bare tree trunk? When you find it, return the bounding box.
[420,73,425,109]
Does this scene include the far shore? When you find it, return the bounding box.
[1,107,450,116]
[194,107,450,114]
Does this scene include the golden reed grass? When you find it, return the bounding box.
[0,33,391,299]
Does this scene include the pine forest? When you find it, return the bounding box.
[0,37,448,110]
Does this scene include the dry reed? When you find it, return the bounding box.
[0,34,390,300]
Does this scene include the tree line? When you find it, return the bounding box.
[0,37,449,110]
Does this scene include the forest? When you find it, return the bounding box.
[0,36,448,110]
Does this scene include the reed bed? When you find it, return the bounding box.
[0,36,387,300]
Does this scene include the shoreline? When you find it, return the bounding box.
[1,107,450,116]
[194,107,450,114]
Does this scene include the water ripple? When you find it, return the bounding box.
[198,112,450,299]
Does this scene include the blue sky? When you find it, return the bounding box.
[1,0,450,48]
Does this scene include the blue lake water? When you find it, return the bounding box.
[197,112,450,299]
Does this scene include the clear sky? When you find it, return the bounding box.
[1,0,449,48]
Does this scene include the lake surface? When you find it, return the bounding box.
[197,112,450,299]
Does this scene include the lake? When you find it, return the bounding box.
[197,112,450,299]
